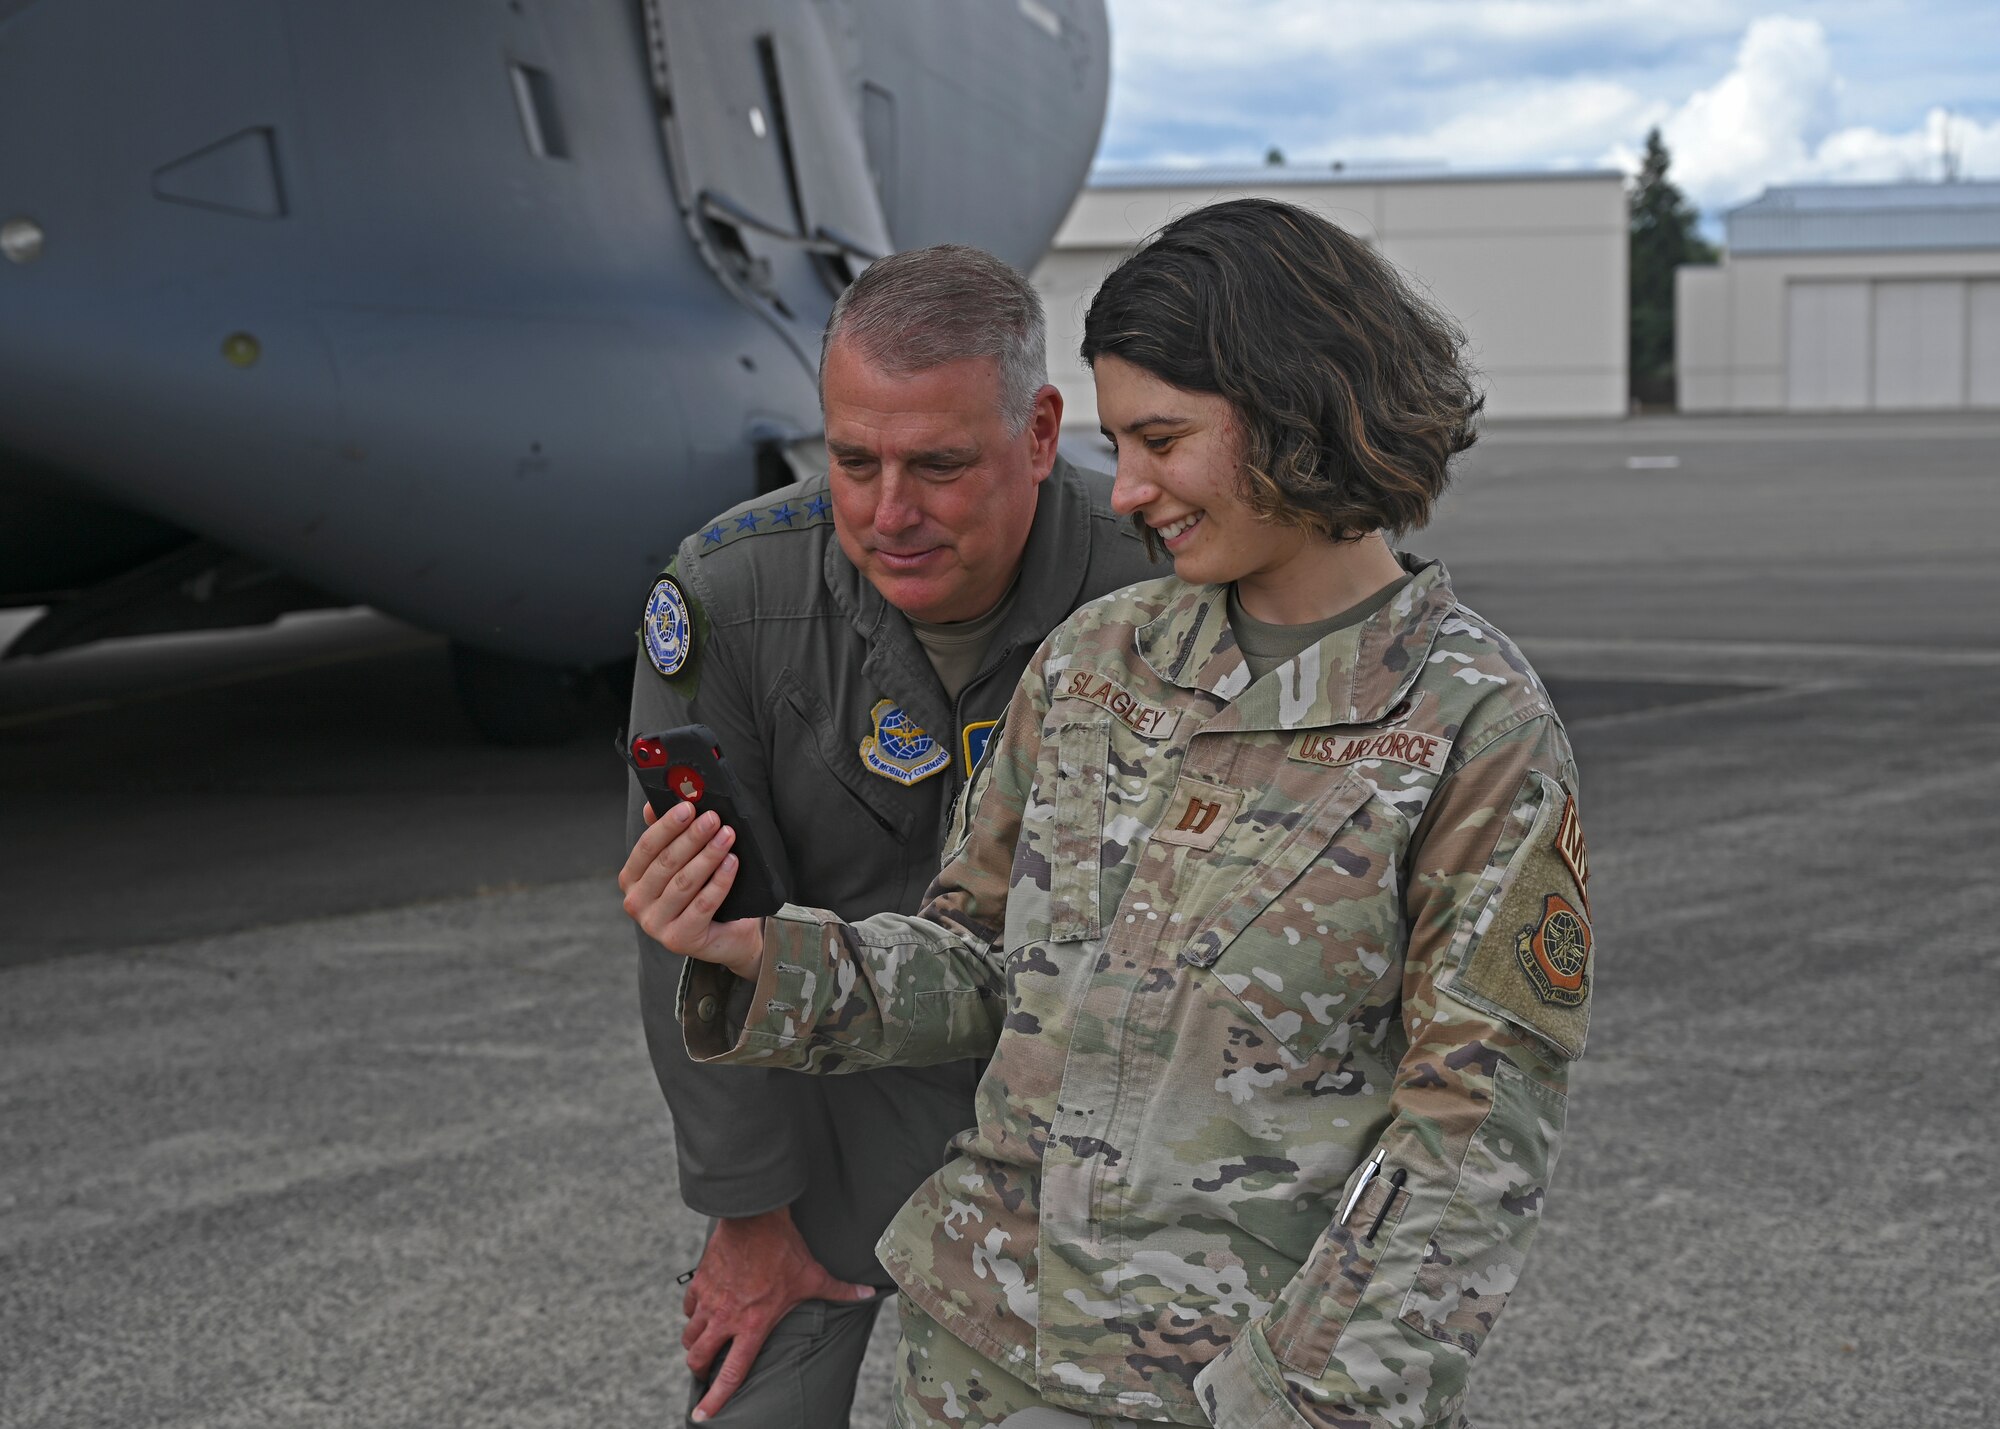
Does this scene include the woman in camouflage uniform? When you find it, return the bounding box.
[623,198,1594,1429]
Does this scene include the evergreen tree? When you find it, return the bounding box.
[1629,128,1717,404]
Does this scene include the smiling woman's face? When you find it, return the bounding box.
[1094,354,1313,593]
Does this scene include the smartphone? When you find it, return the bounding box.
[623,724,788,921]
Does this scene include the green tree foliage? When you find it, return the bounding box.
[1630,128,1717,402]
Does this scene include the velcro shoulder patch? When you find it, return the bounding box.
[643,572,696,680]
[1051,669,1179,740]
[1452,774,1593,1058]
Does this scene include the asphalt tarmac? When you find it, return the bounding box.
[3,412,1997,1427]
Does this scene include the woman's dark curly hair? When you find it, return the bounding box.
[1081,197,1482,541]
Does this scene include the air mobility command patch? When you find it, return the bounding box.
[1516,893,1591,1007]
[643,574,694,678]
[860,699,950,785]
[1454,774,1593,1058]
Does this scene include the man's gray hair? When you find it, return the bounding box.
[820,244,1048,433]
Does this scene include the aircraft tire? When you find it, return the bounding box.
[449,641,588,746]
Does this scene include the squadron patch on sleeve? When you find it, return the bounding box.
[860,699,950,785]
[1452,774,1594,1058]
[1516,893,1590,1007]
[643,575,694,678]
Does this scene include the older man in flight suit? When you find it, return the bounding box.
[626,244,1155,1428]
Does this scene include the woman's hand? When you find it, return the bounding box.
[618,801,765,981]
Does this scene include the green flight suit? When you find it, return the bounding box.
[628,457,1155,1428]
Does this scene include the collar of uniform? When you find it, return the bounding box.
[985,456,1096,661]
[1135,553,1456,729]
[1134,581,1245,700]
[1348,554,1456,722]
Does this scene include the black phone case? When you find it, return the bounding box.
[625,724,788,921]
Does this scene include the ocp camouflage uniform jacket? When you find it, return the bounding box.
[683,556,1595,1428]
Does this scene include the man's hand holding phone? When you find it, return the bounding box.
[619,797,766,979]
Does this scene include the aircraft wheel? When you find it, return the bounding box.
[449,642,589,746]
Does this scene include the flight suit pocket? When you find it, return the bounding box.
[1181,776,1377,1064]
[774,673,914,844]
[1044,716,1108,941]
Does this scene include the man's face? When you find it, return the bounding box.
[823,340,1060,624]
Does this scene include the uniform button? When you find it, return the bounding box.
[696,995,720,1023]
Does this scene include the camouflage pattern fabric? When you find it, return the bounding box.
[684,557,1593,1427]
[896,1298,1141,1428]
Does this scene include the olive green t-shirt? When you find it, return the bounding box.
[908,581,1022,701]
[1229,573,1413,682]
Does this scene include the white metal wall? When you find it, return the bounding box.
[1781,278,2000,411]
[1034,174,1628,426]
[1967,281,2000,406]
[1874,281,1966,408]
[1784,282,1869,409]
[1681,251,2000,412]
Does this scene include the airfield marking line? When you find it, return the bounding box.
[1478,418,2000,446]
[1515,635,2000,668]
[1567,668,1778,689]
[1565,680,1844,732]
[1588,761,2000,897]
[0,635,441,732]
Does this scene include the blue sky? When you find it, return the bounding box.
[1096,2,2000,228]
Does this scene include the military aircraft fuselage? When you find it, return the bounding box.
[0,0,1109,676]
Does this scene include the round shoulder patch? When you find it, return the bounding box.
[643,575,693,678]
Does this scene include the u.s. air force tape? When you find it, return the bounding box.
[643,575,693,678]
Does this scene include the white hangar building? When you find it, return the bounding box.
[1678,181,2000,412]
[1029,166,1630,428]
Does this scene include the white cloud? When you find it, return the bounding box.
[1353,78,1664,168]
[1101,3,2000,219]
[1661,15,1840,197]
[1612,16,2000,212]
[1813,107,2000,184]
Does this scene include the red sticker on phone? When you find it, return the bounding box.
[666,765,704,802]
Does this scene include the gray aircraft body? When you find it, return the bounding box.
[0,0,1109,737]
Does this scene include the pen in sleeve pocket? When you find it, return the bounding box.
[1336,1146,1387,1225]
